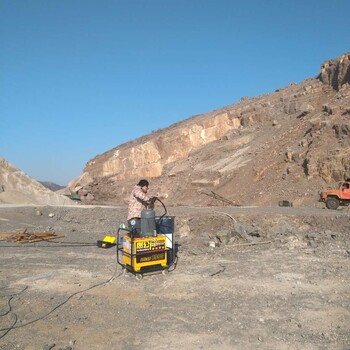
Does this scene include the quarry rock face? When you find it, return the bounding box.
[81,112,241,180]
[0,158,73,205]
[69,52,350,207]
[319,52,350,91]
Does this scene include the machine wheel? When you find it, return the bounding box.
[162,269,169,276]
[326,197,340,210]
[136,274,143,281]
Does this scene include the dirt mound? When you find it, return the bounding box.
[0,157,73,205]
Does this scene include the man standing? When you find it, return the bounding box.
[127,179,151,234]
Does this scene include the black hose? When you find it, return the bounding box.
[0,266,122,339]
[154,197,167,223]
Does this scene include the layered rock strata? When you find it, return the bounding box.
[69,52,350,206]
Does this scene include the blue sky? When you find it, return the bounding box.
[1,0,349,185]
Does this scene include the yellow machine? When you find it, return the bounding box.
[122,235,167,271]
[97,235,116,248]
[116,198,176,279]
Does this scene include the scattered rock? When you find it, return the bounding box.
[285,235,308,249]
[279,200,293,207]
[209,240,218,248]
[43,344,56,350]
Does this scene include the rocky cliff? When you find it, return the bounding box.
[69,52,350,207]
[319,52,350,91]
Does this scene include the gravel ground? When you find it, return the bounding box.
[0,204,349,350]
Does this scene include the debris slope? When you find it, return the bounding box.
[69,53,350,207]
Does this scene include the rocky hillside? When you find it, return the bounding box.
[0,157,73,205]
[69,52,350,207]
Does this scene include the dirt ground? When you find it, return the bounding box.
[0,204,349,350]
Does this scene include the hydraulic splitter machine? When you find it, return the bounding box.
[116,198,176,280]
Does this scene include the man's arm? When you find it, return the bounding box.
[133,187,149,202]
